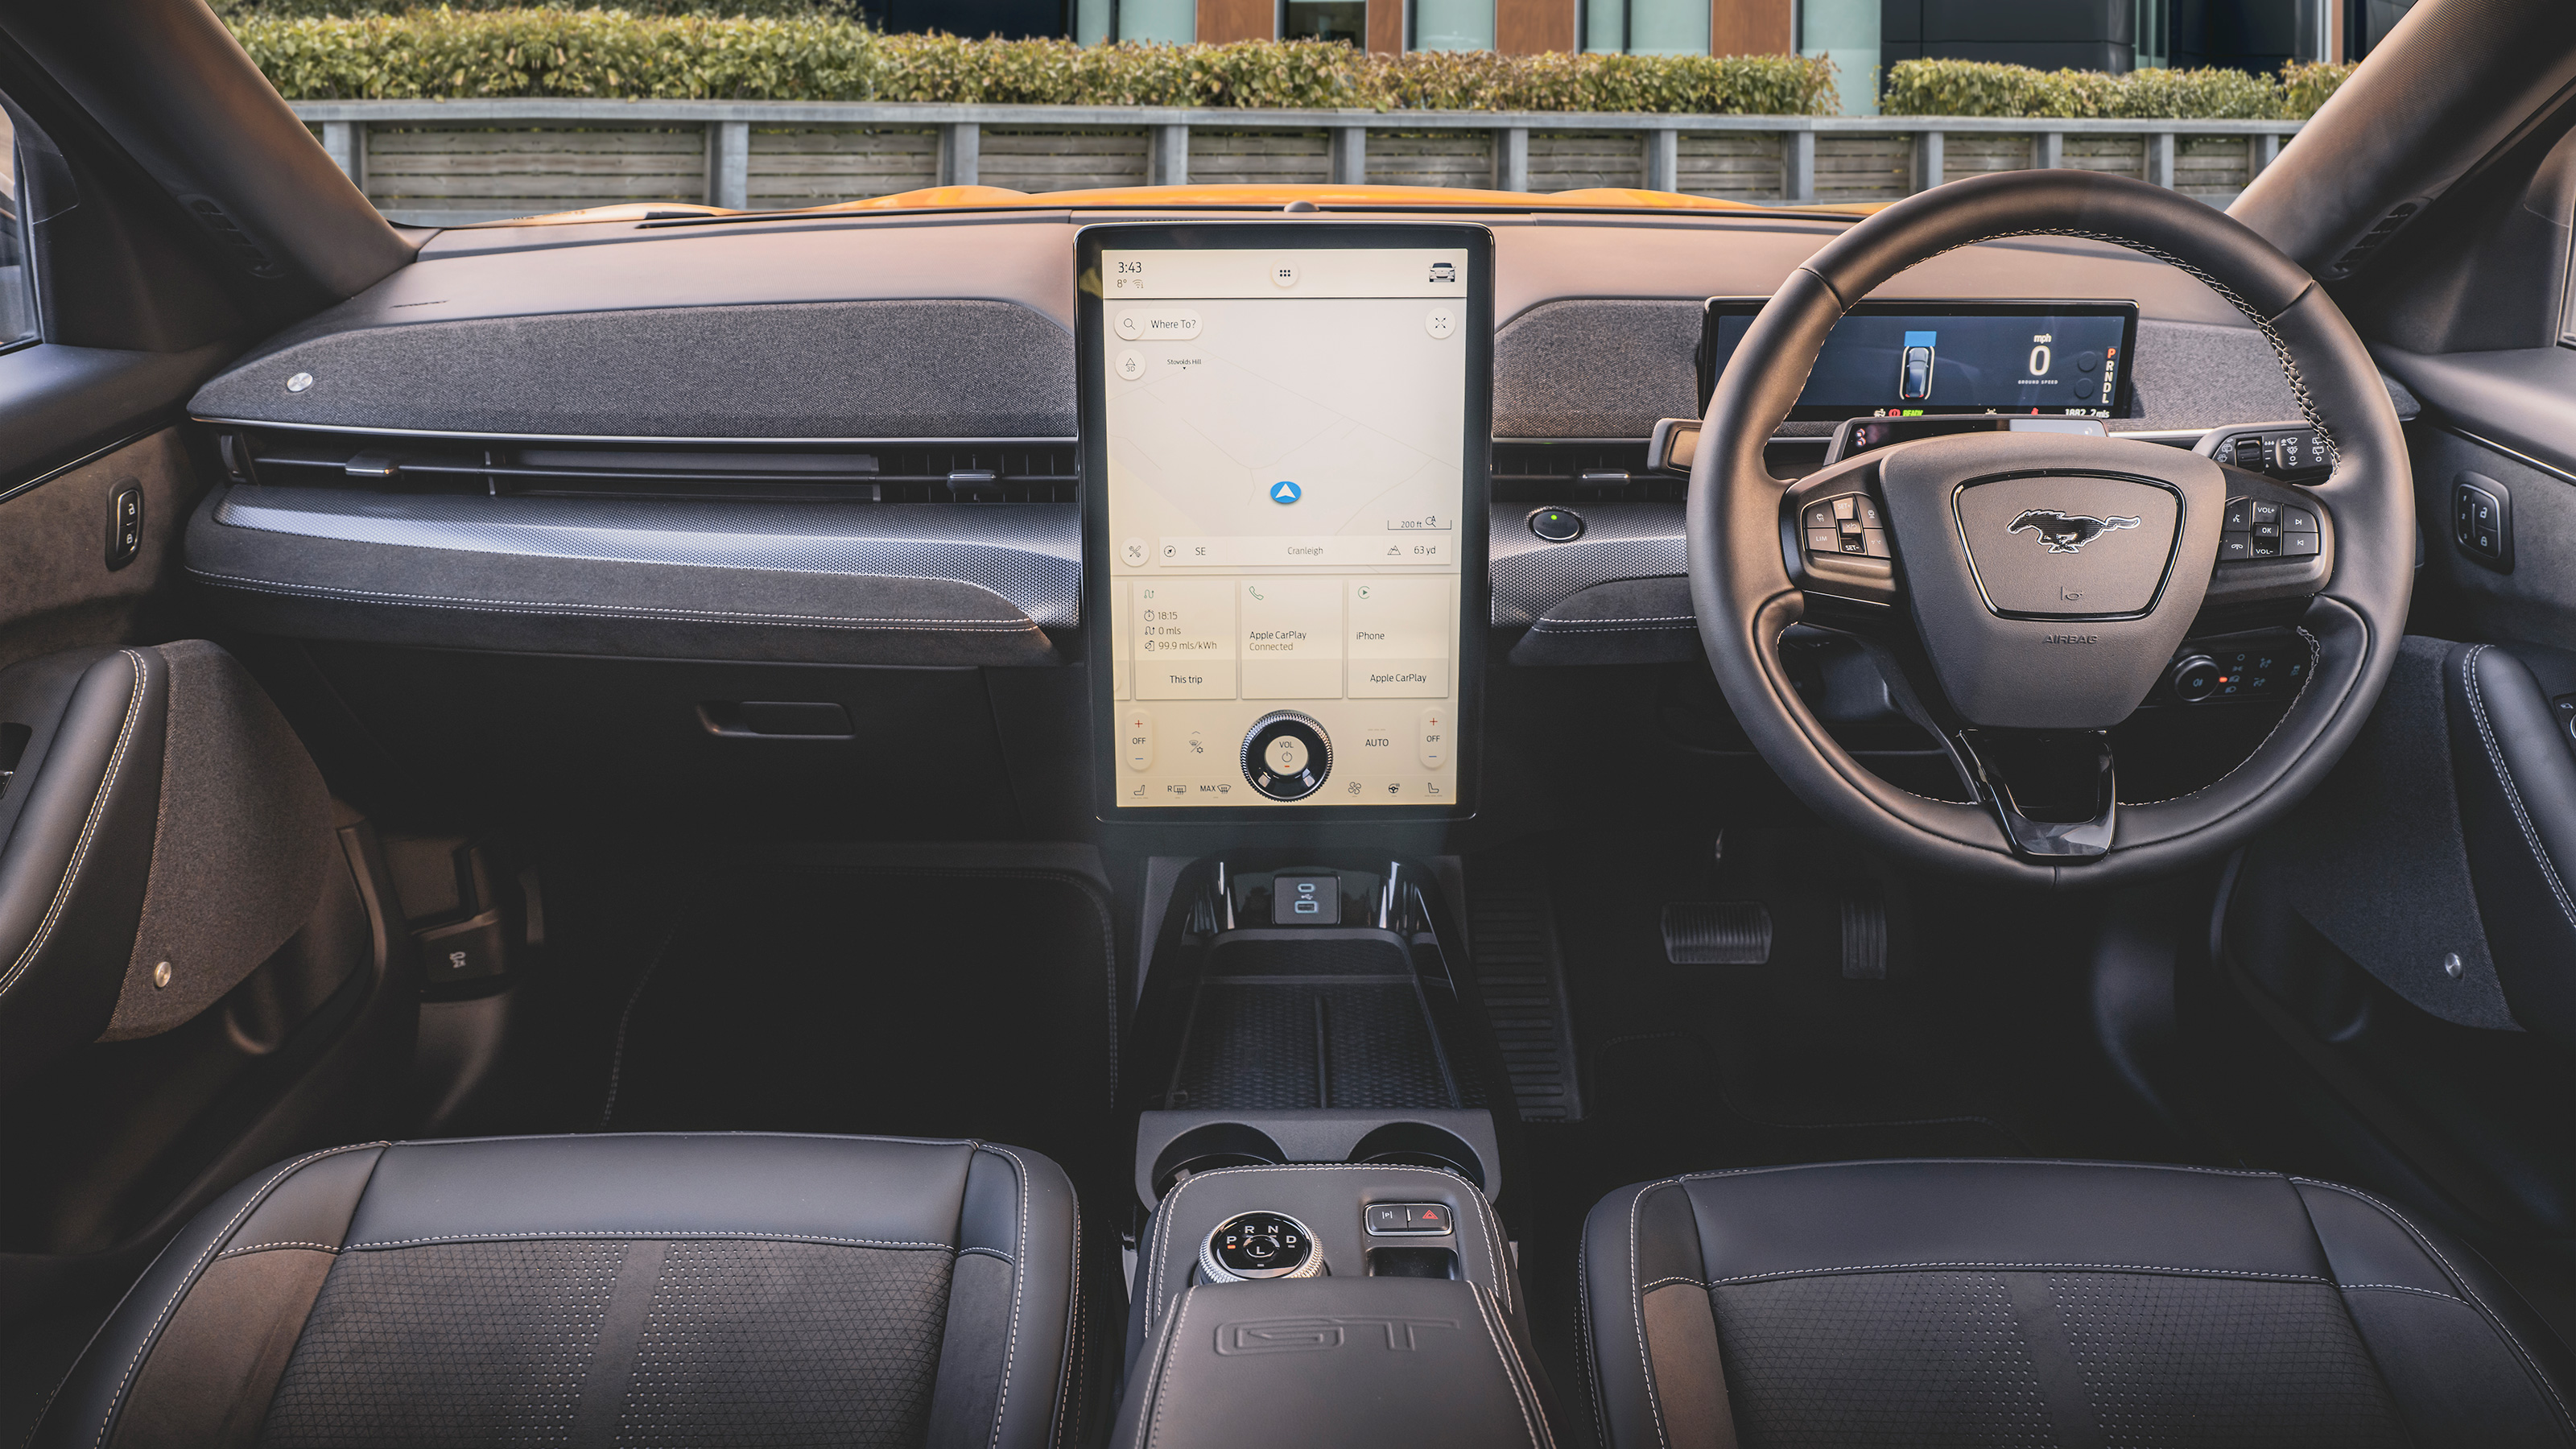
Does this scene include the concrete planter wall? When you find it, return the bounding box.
[291,100,2301,226]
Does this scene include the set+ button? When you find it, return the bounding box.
[1800,493,1889,560]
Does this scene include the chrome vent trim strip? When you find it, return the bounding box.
[196,415,1079,447]
[211,485,1082,628]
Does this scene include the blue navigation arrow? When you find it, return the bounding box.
[1269,480,1301,504]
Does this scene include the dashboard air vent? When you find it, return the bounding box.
[182,196,287,281]
[2326,201,2421,279]
[213,426,1078,503]
[1490,441,1670,503]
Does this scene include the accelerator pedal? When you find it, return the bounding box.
[1839,890,1889,980]
[1662,902,1773,965]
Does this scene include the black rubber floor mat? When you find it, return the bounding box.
[1166,981,1457,1112]
[597,865,1118,1174]
[1463,858,1583,1122]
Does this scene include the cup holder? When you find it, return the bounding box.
[1150,1122,1286,1199]
[1346,1122,1486,1189]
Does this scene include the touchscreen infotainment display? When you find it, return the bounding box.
[1698,299,2138,421]
[1080,227,1491,815]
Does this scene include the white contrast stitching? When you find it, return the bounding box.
[2462,644,2576,931]
[1468,1279,1550,1449]
[957,1245,1015,1264]
[214,1241,341,1257]
[2293,1179,2576,1431]
[188,570,1042,633]
[2339,1282,2466,1303]
[1640,1275,1710,1293]
[88,1142,386,1449]
[1575,1220,1611,1449]
[1629,1180,1674,1449]
[346,1231,952,1249]
[1673,1158,2287,1186]
[984,1143,1031,1449]
[0,651,148,1001]
[1707,1261,2332,1286]
[1145,1288,1195,1449]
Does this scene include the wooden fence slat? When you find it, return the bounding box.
[977,127,1148,192]
[316,105,2302,219]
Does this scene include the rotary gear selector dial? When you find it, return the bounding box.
[1241,712,1332,801]
[1200,1211,1323,1282]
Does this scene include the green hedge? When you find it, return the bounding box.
[226,11,2351,118]
[228,12,1841,111]
[1880,57,2354,120]
[214,0,844,15]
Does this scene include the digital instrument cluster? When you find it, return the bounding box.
[1699,299,2140,420]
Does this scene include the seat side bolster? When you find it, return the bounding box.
[1583,1180,1675,1449]
[0,649,171,1093]
[31,1143,387,1449]
[930,1144,1079,1449]
[2447,642,2576,1046]
[2296,1179,2576,1444]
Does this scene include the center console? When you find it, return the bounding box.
[1116,1179,1552,1449]
[1113,856,1558,1443]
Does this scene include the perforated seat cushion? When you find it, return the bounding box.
[1579,1159,2576,1449]
[32,1133,1084,1449]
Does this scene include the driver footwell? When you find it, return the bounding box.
[1471,824,2202,1416]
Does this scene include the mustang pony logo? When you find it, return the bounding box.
[2009,509,2142,554]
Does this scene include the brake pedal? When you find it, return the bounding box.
[1662,902,1773,965]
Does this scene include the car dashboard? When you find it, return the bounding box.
[180,201,2386,848]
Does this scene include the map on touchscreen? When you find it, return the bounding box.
[1100,246,1469,809]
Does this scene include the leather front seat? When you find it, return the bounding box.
[1581,1159,2576,1447]
[33,1133,1084,1449]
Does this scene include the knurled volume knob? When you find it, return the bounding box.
[1200,1211,1323,1282]
[1241,711,1331,801]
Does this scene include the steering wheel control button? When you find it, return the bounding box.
[1201,1212,1322,1282]
[2219,533,2253,561]
[1365,1203,1453,1236]
[1272,873,1341,925]
[1242,712,1331,800]
[2281,532,2320,557]
[2169,656,2220,703]
[1802,492,1893,560]
[1527,507,1584,543]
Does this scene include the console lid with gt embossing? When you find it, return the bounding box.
[1114,1276,1556,1449]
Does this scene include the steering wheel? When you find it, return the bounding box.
[1689,170,2413,886]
